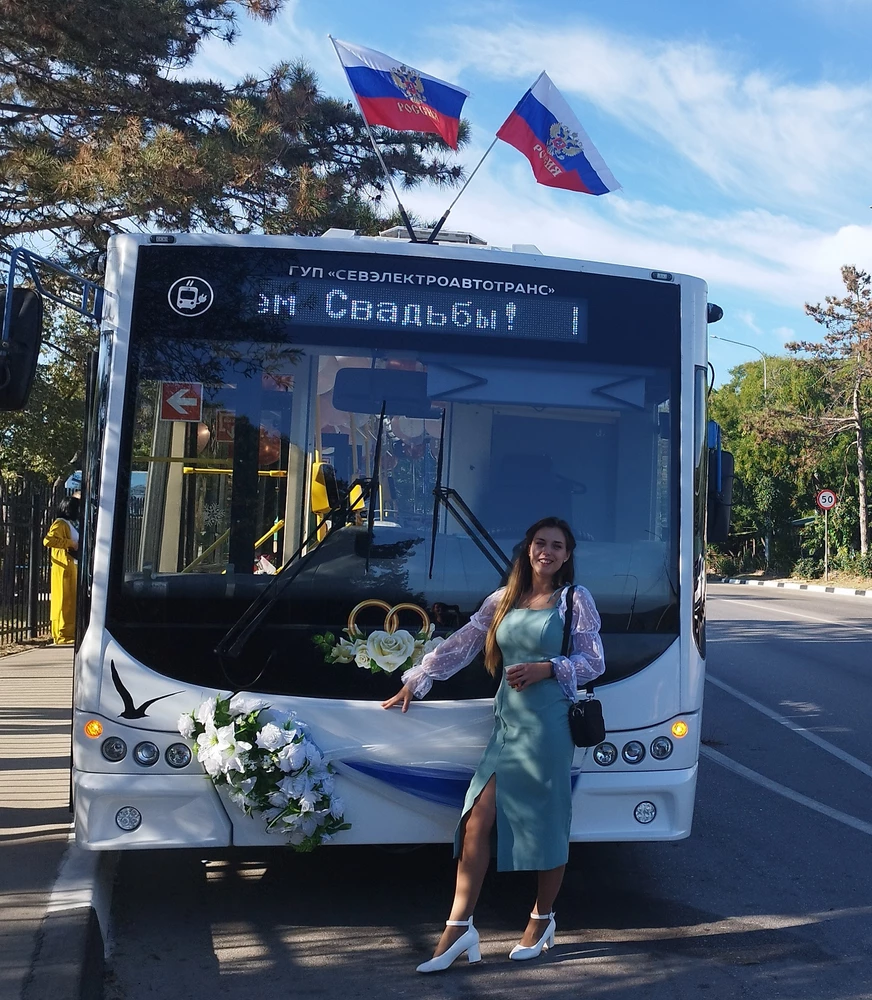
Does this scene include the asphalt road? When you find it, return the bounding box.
[103,585,872,1000]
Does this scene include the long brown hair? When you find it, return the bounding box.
[483,517,576,676]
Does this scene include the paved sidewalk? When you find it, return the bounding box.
[0,645,75,999]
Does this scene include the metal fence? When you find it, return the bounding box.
[0,479,54,646]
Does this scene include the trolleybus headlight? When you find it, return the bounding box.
[634,801,657,824]
[115,806,142,831]
[101,736,128,762]
[622,741,646,764]
[593,742,617,766]
[650,737,673,760]
[165,743,192,769]
[133,741,160,767]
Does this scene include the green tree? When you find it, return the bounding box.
[709,354,845,570]
[1,1,470,482]
[0,0,467,266]
[788,266,872,555]
[0,308,92,484]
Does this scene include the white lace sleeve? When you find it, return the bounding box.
[550,585,606,702]
[401,589,504,698]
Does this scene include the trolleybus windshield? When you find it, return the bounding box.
[107,246,680,697]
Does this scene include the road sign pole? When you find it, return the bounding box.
[824,508,829,582]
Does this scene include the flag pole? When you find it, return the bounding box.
[425,138,498,244]
[329,36,418,243]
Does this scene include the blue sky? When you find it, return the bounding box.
[193,0,872,383]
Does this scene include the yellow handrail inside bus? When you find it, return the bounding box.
[181,519,285,573]
[182,467,287,477]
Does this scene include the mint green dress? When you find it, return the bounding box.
[454,605,573,871]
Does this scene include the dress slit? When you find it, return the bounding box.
[455,772,497,859]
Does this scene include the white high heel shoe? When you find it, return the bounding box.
[416,917,482,973]
[509,911,556,961]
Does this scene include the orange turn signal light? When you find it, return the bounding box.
[671,720,688,739]
[84,719,103,739]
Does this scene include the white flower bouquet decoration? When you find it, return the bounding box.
[313,599,445,674]
[178,693,350,851]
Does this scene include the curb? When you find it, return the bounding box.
[714,577,872,599]
[24,837,117,1000]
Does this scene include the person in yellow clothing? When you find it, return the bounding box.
[43,495,81,645]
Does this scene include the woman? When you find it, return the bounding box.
[382,516,605,972]
[43,495,81,646]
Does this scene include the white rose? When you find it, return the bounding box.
[228,694,270,716]
[331,638,358,664]
[366,630,416,673]
[195,697,217,726]
[422,636,446,656]
[255,723,284,751]
[354,645,371,669]
[277,741,306,772]
[177,713,196,739]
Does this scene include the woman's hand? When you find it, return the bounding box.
[505,661,552,691]
[382,684,414,712]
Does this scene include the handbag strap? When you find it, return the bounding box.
[561,585,596,697]
[560,585,574,657]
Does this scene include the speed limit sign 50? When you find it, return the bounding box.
[816,489,838,511]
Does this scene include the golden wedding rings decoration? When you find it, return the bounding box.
[347,600,431,636]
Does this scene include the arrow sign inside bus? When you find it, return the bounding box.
[426,363,488,398]
[592,377,647,409]
[160,381,203,421]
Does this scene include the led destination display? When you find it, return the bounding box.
[139,247,614,345]
[255,277,586,342]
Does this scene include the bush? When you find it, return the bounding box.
[792,557,823,580]
[707,551,737,577]
[831,551,872,579]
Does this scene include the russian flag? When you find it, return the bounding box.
[497,73,621,195]
[331,38,469,149]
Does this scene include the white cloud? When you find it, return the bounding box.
[184,0,339,87]
[401,154,872,309]
[442,20,872,215]
[737,311,764,337]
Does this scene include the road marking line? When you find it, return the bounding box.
[700,746,872,838]
[710,596,871,630]
[706,674,872,780]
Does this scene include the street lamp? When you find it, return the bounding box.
[710,334,768,397]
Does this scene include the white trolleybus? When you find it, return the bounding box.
[2,228,732,850]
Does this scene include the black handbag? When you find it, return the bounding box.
[562,586,606,748]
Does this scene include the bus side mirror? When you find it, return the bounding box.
[0,289,43,411]
[707,449,734,544]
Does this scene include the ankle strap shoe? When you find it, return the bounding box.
[416,917,482,973]
[509,912,556,961]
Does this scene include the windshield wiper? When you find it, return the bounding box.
[215,476,372,660]
[429,486,512,579]
[364,401,387,575]
[426,415,511,579]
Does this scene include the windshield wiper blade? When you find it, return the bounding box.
[430,485,512,579]
[364,401,386,575]
[428,410,447,579]
[215,476,372,659]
